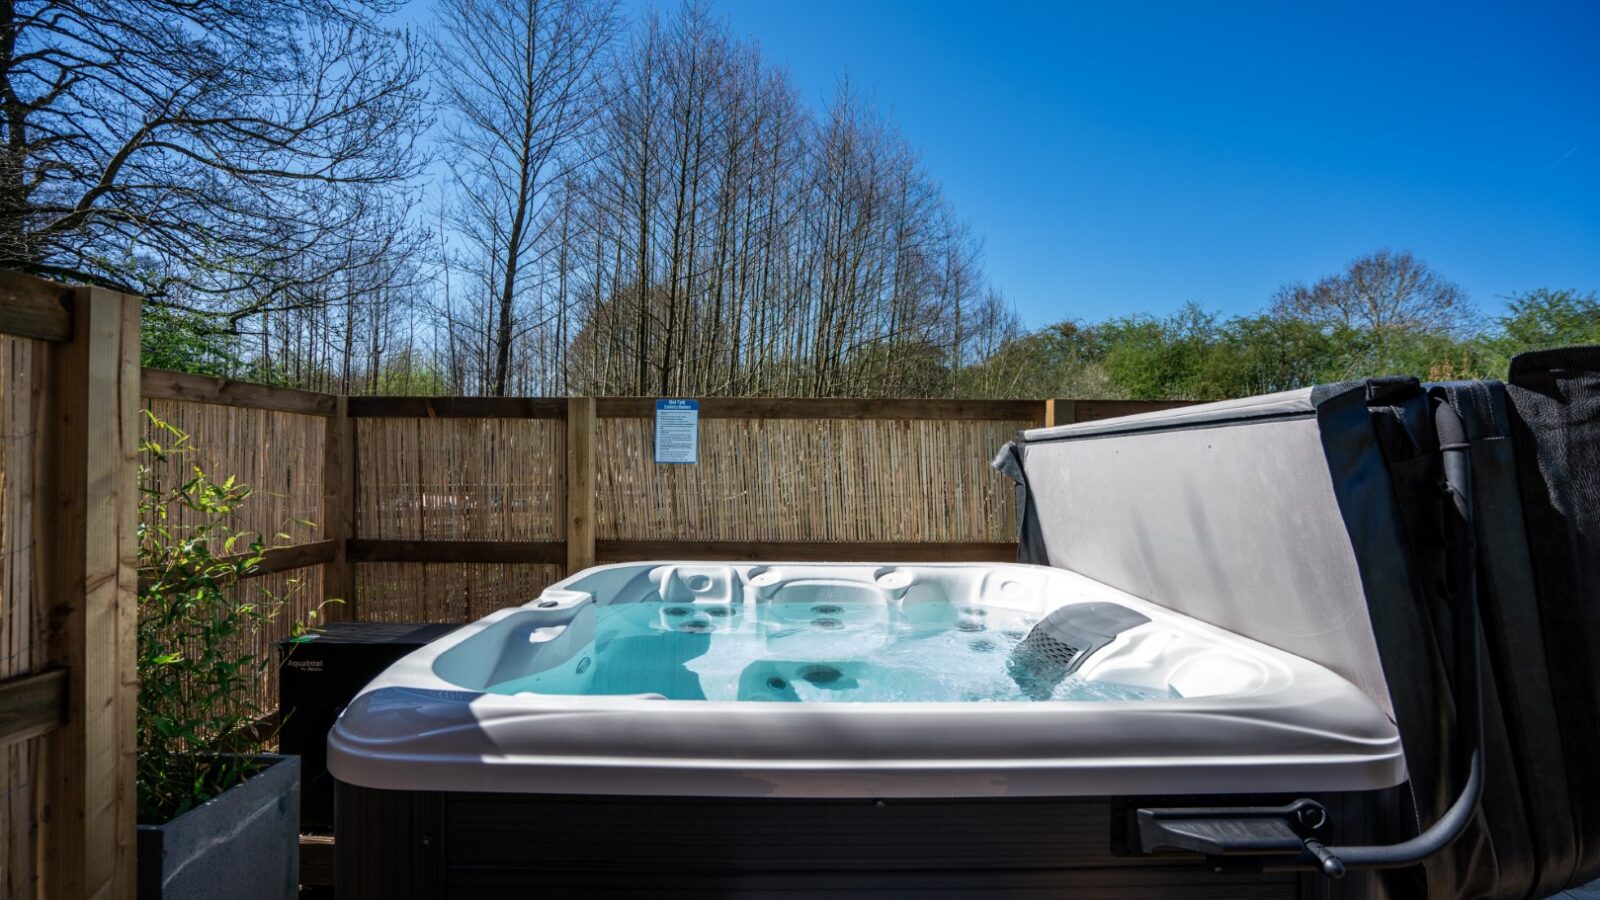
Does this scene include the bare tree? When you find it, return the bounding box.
[0,0,427,320]
[1271,249,1474,335]
[548,10,1016,401]
[434,0,619,395]
[236,194,436,393]
[108,0,1024,398]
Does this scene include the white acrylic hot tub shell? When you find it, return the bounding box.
[327,562,1406,799]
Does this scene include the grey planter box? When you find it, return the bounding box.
[138,754,300,900]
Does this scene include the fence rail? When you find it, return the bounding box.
[0,272,74,341]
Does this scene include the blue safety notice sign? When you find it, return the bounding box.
[654,399,699,464]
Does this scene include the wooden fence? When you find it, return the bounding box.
[138,375,1192,637]
[0,274,140,900]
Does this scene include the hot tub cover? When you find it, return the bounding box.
[1000,353,1600,899]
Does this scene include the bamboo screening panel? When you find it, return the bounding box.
[1,336,43,900]
[595,417,1027,542]
[143,399,326,548]
[137,397,332,731]
[226,566,327,717]
[354,418,565,541]
[354,563,564,624]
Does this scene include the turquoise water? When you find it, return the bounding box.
[485,597,1172,703]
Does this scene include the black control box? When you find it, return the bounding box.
[277,622,458,831]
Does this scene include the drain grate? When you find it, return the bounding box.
[812,617,843,630]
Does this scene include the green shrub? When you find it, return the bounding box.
[136,413,325,824]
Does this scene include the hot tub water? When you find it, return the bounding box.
[483,594,1171,703]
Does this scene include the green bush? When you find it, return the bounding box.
[140,304,241,378]
[136,413,325,824]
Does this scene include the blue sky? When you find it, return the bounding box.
[688,1,1599,327]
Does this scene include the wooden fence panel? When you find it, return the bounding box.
[0,335,47,900]
[138,393,339,718]
[1,282,143,900]
[353,417,565,542]
[594,416,1031,544]
[353,563,564,624]
[143,399,326,550]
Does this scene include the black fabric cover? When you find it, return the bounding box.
[1369,379,1545,900]
[1435,380,1578,898]
[1503,346,1600,890]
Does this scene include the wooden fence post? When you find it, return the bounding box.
[1046,399,1077,427]
[43,285,139,900]
[323,394,356,620]
[565,397,596,573]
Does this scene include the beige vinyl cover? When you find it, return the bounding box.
[1015,386,1399,716]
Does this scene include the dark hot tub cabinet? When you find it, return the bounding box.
[330,349,1600,899]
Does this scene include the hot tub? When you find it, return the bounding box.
[329,562,1406,899]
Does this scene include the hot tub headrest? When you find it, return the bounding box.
[1007,602,1150,699]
